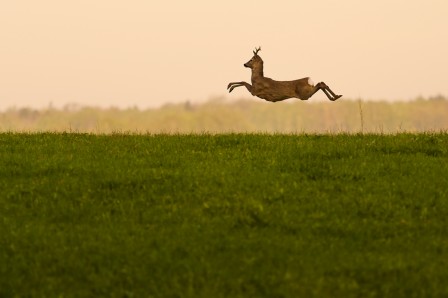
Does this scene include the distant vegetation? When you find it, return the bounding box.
[1,96,447,133]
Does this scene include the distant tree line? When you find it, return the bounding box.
[1,97,447,134]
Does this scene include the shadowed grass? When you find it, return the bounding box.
[1,133,448,297]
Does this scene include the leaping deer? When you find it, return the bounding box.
[227,47,342,102]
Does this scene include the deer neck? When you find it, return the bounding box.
[251,64,264,82]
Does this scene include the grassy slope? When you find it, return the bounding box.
[1,133,448,297]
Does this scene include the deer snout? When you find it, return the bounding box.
[244,63,250,68]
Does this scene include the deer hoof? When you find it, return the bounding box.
[331,95,342,101]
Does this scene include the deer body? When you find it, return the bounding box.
[250,76,316,102]
[228,48,342,102]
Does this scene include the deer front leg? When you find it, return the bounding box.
[227,81,252,93]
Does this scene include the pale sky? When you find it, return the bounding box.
[1,0,447,110]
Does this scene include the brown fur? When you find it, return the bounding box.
[228,48,342,102]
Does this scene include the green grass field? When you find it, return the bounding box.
[1,133,448,297]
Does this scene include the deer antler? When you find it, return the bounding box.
[253,47,261,56]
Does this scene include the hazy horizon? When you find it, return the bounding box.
[1,0,447,110]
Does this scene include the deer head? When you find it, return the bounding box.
[244,47,263,69]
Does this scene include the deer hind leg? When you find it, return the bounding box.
[307,82,330,99]
[316,82,342,101]
[227,81,252,93]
